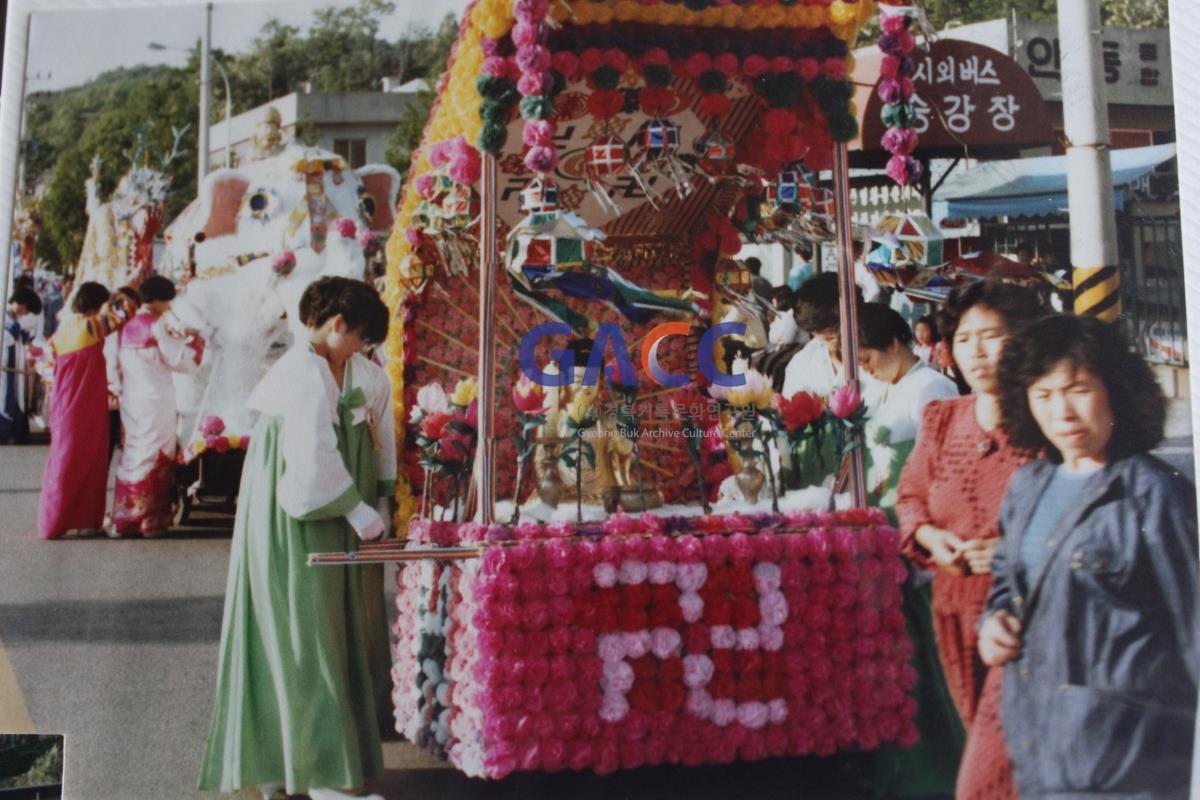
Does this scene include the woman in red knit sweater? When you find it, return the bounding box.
[896,280,1041,799]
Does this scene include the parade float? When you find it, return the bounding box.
[159,110,400,518]
[310,0,935,780]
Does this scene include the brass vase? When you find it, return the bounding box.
[736,453,765,504]
[536,439,565,508]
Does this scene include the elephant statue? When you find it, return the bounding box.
[163,139,400,454]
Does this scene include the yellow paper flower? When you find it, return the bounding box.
[451,377,479,407]
[724,370,775,411]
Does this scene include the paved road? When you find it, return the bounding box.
[0,443,870,800]
[0,417,1194,800]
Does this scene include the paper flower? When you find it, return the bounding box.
[417,382,451,416]
[512,374,548,415]
[270,250,296,277]
[828,383,863,419]
[451,377,479,408]
[773,391,824,433]
[199,415,225,436]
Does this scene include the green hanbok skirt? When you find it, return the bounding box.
[868,437,965,797]
[198,406,386,794]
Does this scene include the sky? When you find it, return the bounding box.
[25,0,472,93]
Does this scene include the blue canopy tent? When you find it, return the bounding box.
[932,143,1177,220]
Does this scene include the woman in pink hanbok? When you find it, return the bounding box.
[38,283,134,539]
[111,276,203,538]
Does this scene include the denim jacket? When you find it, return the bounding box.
[986,454,1199,799]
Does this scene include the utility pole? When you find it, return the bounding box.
[1058,0,1121,322]
[197,2,212,185]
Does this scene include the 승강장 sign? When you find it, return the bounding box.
[863,40,1055,151]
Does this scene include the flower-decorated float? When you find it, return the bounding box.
[311,0,936,780]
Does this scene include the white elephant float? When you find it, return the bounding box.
[163,141,400,455]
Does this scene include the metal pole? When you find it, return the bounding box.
[2,13,34,318]
[832,143,867,508]
[1058,0,1120,322]
[197,3,212,184]
[473,154,499,523]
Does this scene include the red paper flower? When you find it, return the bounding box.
[773,391,825,433]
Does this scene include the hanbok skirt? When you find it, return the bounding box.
[198,415,383,794]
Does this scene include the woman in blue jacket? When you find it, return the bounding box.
[976,313,1197,798]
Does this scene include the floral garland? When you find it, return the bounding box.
[877,3,922,186]
[395,511,919,777]
[550,1,874,43]
[513,0,559,174]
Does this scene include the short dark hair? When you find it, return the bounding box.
[858,302,914,349]
[936,280,1041,342]
[72,282,111,315]
[10,287,42,315]
[768,285,794,310]
[914,314,938,341]
[139,275,176,302]
[744,257,762,276]
[114,285,142,308]
[298,276,389,344]
[794,272,862,333]
[999,314,1165,461]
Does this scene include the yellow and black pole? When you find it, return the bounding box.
[1058,0,1120,322]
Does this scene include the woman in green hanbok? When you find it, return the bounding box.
[199,277,396,800]
[856,302,963,798]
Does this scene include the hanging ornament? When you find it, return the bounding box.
[693,128,736,181]
[584,134,627,217]
[629,118,691,209]
[521,175,559,214]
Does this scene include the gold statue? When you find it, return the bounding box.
[252,107,286,161]
[532,348,662,512]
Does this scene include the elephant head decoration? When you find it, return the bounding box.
[164,141,400,453]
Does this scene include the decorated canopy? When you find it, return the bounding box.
[383,0,880,526]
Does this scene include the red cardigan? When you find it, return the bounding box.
[896,395,1032,612]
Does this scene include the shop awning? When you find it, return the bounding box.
[932,143,1177,220]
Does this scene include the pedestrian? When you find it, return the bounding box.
[2,286,42,444]
[37,282,135,539]
[894,280,1041,800]
[751,285,804,392]
[743,256,773,306]
[974,314,1197,799]
[857,303,958,512]
[779,273,883,489]
[199,277,394,800]
[911,314,937,365]
[104,285,142,470]
[110,276,203,538]
[786,242,814,291]
[855,302,961,798]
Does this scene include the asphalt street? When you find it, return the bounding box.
[0,406,1194,800]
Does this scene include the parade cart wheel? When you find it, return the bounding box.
[173,483,193,527]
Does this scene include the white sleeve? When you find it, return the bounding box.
[104,334,121,396]
[912,375,960,436]
[363,361,398,489]
[277,371,361,520]
[151,317,196,374]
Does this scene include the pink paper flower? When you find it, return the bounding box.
[828,383,863,419]
[333,217,357,238]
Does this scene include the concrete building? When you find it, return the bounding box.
[207,81,426,170]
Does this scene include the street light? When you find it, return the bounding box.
[149,40,233,170]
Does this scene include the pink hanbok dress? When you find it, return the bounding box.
[111,310,201,536]
[38,308,126,539]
